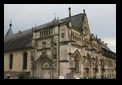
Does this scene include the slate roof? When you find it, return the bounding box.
[35,13,84,31]
[4,13,116,57]
[4,29,32,51]
[35,18,63,31]
[101,44,112,52]
[101,44,116,59]
[61,13,84,31]
[4,13,84,51]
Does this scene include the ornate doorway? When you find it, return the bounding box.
[42,62,51,79]
[36,56,52,79]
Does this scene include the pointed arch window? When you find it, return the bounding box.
[23,52,28,70]
[9,54,13,69]
[74,55,79,73]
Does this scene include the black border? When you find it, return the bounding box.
[1,3,4,80]
[2,2,118,84]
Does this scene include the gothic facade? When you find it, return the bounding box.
[4,8,116,79]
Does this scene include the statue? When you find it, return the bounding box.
[71,56,75,68]
[32,39,36,48]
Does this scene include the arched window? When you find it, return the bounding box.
[74,55,79,73]
[23,52,27,70]
[9,54,13,69]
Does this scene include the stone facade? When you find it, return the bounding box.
[4,8,116,79]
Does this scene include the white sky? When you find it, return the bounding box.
[4,4,116,53]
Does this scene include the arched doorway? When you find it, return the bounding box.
[36,53,53,79]
[42,62,51,79]
[37,58,52,79]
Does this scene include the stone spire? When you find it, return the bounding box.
[5,20,13,37]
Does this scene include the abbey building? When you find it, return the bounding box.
[4,8,116,79]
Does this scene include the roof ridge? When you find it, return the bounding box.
[5,12,84,39]
[7,13,83,36]
[60,13,83,21]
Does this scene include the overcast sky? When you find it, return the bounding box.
[4,4,116,53]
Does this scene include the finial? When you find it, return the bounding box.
[99,38,101,41]
[68,7,71,15]
[32,27,33,31]
[83,9,85,14]
[68,7,71,22]
[105,43,108,46]
[57,17,59,20]
[54,13,56,20]
[69,7,71,11]
[35,25,36,30]
[57,17,59,22]
[9,20,12,27]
